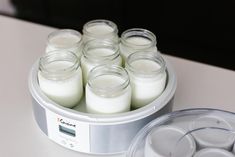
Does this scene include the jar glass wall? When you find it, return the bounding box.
[120,28,158,62]
[38,50,83,108]
[86,65,131,114]
[81,39,122,86]
[46,29,83,59]
[82,19,119,44]
[125,51,166,109]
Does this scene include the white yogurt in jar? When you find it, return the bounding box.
[189,115,235,150]
[120,28,158,62]
[86,24,114,35]
[86,65,131,114]
[194,148,235,157]
[46,29,83,58]
[145,125,196,157]
[126,36,153,45]
[81,40,122,86]
[38,51,83,108]
[82,19,119,44]
[126,52,166,109]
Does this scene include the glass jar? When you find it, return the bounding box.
[81,39,122,86]
[46,29,83,59]
[125,51,166,109]
[120,28,158,62]
[82,19,119,44]
[38,50,83,108]
[86,65,131,114]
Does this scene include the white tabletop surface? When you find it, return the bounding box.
[0,15,235,157]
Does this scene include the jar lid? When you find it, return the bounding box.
[127,109,235,157]
[145,125,196,157]
[189,115,235,149]
[194,148,235,157]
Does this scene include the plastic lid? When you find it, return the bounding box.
[194,148,235,157]
[127,109,235,157]
[189,115,235,149]
[145,125,196,157]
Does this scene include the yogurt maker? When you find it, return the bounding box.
[127,108,235,157]
[28,57,177,155]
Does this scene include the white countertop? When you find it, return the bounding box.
[0,15,235,157]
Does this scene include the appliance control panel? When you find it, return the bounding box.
[46,110,90,152]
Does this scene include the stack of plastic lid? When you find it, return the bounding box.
[127,109,235,157]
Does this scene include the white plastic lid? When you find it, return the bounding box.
[194,148,235,157]
[189,115,235,149]
[145,125,196,157]
[127,109,235,157]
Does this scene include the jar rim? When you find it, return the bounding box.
[121,28,157,48]
[39,50,80,80]
[47,29,83,49]
[82,19,118,37]
[87,65,130,97]
[82,39,120,62]
[125,51,166,77]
